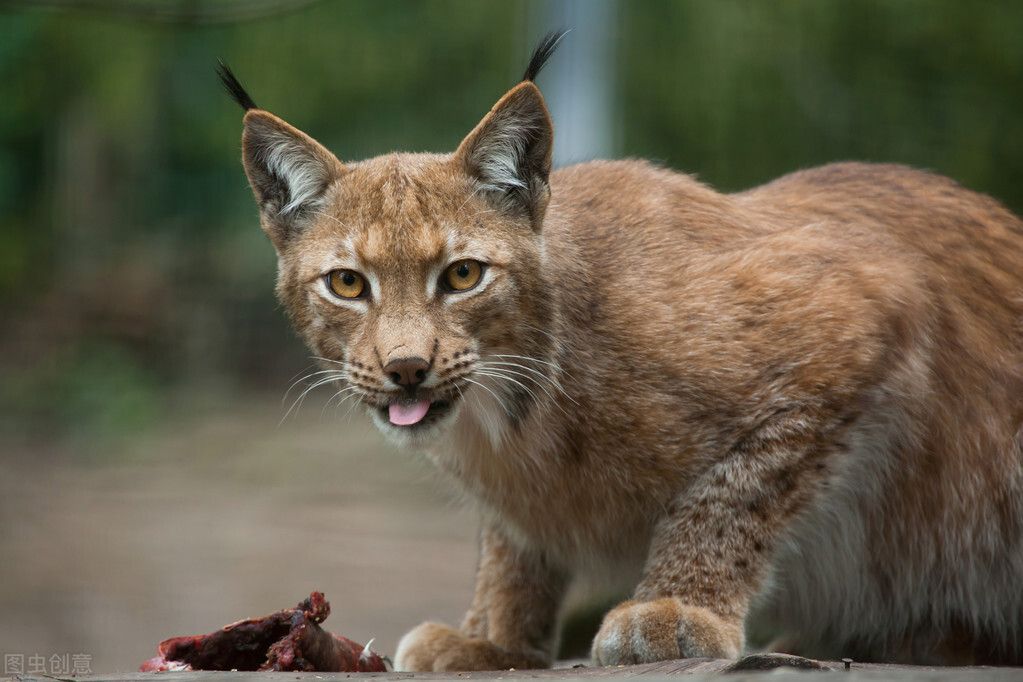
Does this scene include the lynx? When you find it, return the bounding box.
[218,32,1023,669]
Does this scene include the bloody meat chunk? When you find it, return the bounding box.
[139,592,386,672]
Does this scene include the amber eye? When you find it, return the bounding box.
[326,270,365,299]
[443,260,484,292]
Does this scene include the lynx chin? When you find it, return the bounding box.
[219,31,1023,669]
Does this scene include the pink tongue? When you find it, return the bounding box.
[388,400,431,426]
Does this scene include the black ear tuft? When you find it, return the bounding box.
[521,29,569,83]
[216,60,258,111]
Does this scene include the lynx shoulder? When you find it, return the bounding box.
[220,33,1023,669]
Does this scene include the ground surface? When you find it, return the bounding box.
[10,657,1023,682]
[6,397,1023,682]
[1,396,478,675]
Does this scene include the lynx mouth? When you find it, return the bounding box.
[380,399,454,429]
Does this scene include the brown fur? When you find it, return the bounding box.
[229,61,1023,670]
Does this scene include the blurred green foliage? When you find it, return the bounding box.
[622,2,1023,197]
[1,0,1021,448]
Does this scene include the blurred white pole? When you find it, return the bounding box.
[529,0,620,167]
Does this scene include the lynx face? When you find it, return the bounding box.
[221,70,558,448]
[276,155,553,447]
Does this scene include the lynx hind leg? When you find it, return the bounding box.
[592,598,742,665]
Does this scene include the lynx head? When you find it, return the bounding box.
[218,32,567,447]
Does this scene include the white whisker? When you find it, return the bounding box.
[481,361,563,401]
[280,370,348,425]
[461,376,506,409]
[461,376,507,447]
[454,185,485,219]
[490,352,563,372]
[283,368,342,404]
[448,209,498,235]
[476,366,571,422]
[327,380,366,422]
[311,355,348,366]
[523,324,585,364]
[487,354,578,405]
[311,211,351,230]
[323,386,360,416]
[475,370,541,406]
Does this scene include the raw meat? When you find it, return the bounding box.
[139,592,386,672]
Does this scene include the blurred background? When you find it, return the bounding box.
[2,0,1022,674]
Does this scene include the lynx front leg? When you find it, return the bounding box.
[395,524,568,671]
[593,437,824,665]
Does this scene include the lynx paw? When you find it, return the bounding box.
[394,621,547,671]
[592,599,742,665]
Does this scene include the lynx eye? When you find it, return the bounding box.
[326,270,366,299]
[442,259,484,292]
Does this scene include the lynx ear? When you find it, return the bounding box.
[240,110,345,247]
[454,81,553,228]
[217,62,344,248]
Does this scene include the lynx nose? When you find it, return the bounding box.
[384,357,430,388]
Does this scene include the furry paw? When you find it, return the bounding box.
[592,599,742,665]
[394,621,548,671]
